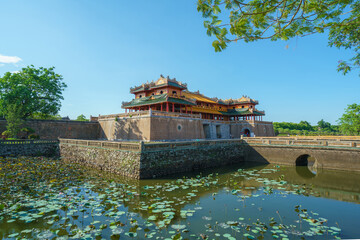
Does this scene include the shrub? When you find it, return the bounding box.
[28,134,40,139]
[20,127,35,133]
[2,130,11,138]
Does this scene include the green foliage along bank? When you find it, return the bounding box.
[0,65,67,138]
[274,120,340,136]
[0,65,67,119]
[338,103,360,136]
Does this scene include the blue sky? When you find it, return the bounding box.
[0,0,359,125]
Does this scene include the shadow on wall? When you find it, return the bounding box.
[243,141,270,164]
[113,119,145,141]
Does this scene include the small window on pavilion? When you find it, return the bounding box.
[152,93,155,96]
[160,91,163,94]
[250,106,253,108]
[233,107,235,109]
[242,106,244,108]
[206,104,209,106]
[172,91,177,95]
[139,95,142,98]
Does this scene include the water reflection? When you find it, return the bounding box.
[1,157,360,239]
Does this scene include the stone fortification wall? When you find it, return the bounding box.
[0,140,59,157]
[59,139,142,178]
[149,117,205,140]
[99,117,151,140]
[98,112,274,141]
[229,121,275,137]
[0,119,100,140]
[59,139,245,179]
[139,140,244,178]
[98,113,205,141]
[59,137,360,179]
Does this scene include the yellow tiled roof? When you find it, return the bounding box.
[190,106,222,114]
[182,91,218,104]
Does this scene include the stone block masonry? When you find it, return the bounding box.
[59,137,360,179]
[140,140,245,178]
[59,139,246,179]
[0,140,59,157]
[60,143,141,179]
[0,119,100,140]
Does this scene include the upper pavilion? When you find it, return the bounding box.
[122,75,265,121]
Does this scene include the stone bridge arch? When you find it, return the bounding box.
[246,144,360,172]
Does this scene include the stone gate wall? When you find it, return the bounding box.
[0,119,100,140]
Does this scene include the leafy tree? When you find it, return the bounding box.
[76,114,88,121]
[317,119,331,130]
[31,113,62,120]
[197,0,360,74]
[338,103,360,135]
[4,104,24,138]
[299,121,313,131]
[0,65,67,119]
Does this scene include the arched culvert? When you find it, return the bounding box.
[296,154,309,166]
[295,154,317,176]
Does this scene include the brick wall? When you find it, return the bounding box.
[0,120,100,139]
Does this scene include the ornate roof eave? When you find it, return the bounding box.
[130,75,187,93]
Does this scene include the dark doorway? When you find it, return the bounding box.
[203,124,211,139]
[216,125,221,138]
[243,129,250,137]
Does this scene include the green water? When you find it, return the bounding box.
[1,157,360,239]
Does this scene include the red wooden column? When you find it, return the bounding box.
[172,103,175,112]
[161,103,163,111]
[166,102,169,112]
[185,105,187,114]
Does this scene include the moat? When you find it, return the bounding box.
[1,157,360,239]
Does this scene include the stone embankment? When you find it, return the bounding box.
[59,137,360,179]
[0,140,59,157]
[59,138,245,179]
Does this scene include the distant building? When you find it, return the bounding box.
[98,75,274,140]
[122,75,265,122]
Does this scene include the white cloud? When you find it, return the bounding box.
[10,70,20,74]
[0,54,22,64]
